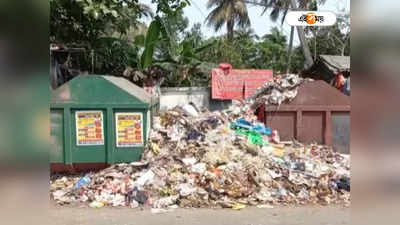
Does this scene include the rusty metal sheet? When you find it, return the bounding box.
[301,112,324,144]
[265,112,296,141]
[285,80,350,106]
[261,80,350,146]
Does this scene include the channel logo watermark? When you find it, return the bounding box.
[286,11,336,26]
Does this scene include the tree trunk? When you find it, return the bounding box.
[341,36,349,56]
[313,29,317,60]
[289,0,314,69]
[286,26,294,74]
[227,19,234,41]
[341,45,345,56]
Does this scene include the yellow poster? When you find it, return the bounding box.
[115,112,143,147]
[75,111,104,146]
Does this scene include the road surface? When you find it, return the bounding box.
[49,205,350,225]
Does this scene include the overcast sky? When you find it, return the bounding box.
[141,0,350,46]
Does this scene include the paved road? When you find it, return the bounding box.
[49,205,349,225]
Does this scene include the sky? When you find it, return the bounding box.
[141,0,350,46]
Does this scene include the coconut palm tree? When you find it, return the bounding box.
[205,0,251,41]
[248,0,325,70]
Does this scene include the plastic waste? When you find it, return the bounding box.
[182,104,199,117]
[294,162,306,171]
[129,200,139,208]
[268,169,282,179]
[135,170,155,187]
[168,125,182,141]
[191,163,206,174]
[232,203,246,210]
[127,187,148,205]
[337,177,350,191]
[186,130,204,141]
[151,208,175,214]
[52,190,68,202]
[151,143,160,155]
[177,183,197,197]
[271,130,280,143]
[235,129,265,146]
[273,146,285,157]
[89,201,104,208]
[182,157,197,166]
[261,145,274,156]
[52,190,66,199]
[153,195,179,208]
[50,102,351,208]
[248,74,304,108]
[201,117,219,129]
[252,123,272,136]
[235,118,253,129]
[231,118,271,136]
[73,174,91,189]
[277,188,287,197]
[112,194,126,207]
[247,131,265,146]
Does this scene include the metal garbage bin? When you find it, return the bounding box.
[50,75,157,172]
[257,80,350,154]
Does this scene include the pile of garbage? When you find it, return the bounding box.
[51,100,350,210]
[248,74,311,109]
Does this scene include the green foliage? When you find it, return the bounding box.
[184,23,203,46]
[50,0,151,78]
[256,0,326,23]
[307,15,350,57]
[50,0,145,44]
[50,0,192,82]
[152,0,190,15]
[119,9,216,87]
[155,34,218,87]
[197,28,304,74]
[141,18,162,69]
[155,9,190,61]
[50,0,348,88]
[206,0,250,40]
[91,37,139,75]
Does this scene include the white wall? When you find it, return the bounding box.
[160,87,210,111]
[160,87,232,111]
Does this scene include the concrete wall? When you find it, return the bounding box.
[160,87,232,111]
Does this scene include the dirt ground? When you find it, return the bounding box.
[49,205,350,225]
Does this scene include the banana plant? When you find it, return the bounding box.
[129,15,217,87]
[154,38,217,86]
[122,17,163,82]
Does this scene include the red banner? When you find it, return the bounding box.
[211,69,273,100]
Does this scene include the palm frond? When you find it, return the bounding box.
[205,0,250,33]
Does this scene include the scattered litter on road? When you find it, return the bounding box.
[257,204,274,209]
[151,208,175,214]
[232,203,247,210]
[89,201,105,208]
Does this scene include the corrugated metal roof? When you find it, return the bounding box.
[102,75,152,104]
[319,55,350,72]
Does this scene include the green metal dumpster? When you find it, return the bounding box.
[50,75,157,172]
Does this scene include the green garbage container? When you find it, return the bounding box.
[50,75,158,171]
